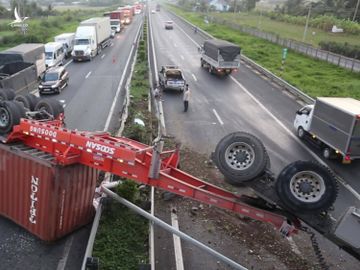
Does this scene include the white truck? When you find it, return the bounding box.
[54,33,75,58]
[72,17,111,62]
[294,97,360,163]
[200,39,241,76]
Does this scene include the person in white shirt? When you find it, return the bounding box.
[183,84,190,112]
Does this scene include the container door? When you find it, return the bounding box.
[348,119,360,157]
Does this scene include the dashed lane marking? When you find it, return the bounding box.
[212,109,224,125]
[85,71,92,79]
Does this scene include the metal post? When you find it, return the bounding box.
[81,200,103,270]
[353,0,360,21]
[102,186,248,270]
[302,5,311,42]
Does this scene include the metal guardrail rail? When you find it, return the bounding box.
[168,10,316,105]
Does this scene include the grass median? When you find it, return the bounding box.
[167,5,360,99]
[92,19,151,270]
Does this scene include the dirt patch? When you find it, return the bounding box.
[156,143,356,270]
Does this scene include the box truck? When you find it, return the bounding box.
[294,97,360,163]
[54,33,75,58]
[200,39,241,76]
[110,11,123,33]
[72,17,111,62]
[118,7,133,24]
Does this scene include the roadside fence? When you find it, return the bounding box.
[207,16,360,73]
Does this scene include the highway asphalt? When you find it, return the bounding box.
[0,14,143,270]
[150,6,360,270]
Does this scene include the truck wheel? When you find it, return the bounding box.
[276,161,338,213]
[14,94,39,111]
[0,88,16,101]
[0,101,22,134]
[13,101,26,118]
[35,99,64,118]
[214,132,268,183]
[297,127,305,139]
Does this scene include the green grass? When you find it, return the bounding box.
[168,5,360,99]
[0,10,101,51]
[210,13,360,47]
[92,203,149,270]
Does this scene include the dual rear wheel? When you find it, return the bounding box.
[214,131,338,214]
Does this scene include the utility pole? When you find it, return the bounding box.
[234,0,237,13]
[302,4,312,42]
[353,0,360,21]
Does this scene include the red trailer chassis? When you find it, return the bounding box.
[3,118,300,236]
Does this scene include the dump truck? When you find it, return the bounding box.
[294,97,360,163]
[0,43,46,78]
[72,17,111,62]
[200,39,241,76]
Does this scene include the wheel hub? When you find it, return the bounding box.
[290,171,325,203]
[225,142,255,170]
[298,181,313,194]
[0,108,9,128]
[235,151,248,163]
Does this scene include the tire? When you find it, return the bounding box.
[297,126,305,139]
[14,94,39,111]
[276,161,338,213]
[214,132,268,183]
[0,101,22,134]
[0,88,16,101]
[13,101,26,118]
[26,94,41,111]
[35,98,64,118]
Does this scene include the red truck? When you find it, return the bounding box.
[109,10,124,32]
[118,7,133,24]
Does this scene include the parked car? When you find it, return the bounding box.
[165,21,174,30]
[38,66,69,95]
[158,65,186,92]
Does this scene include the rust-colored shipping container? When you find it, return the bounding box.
[0,143,98,241]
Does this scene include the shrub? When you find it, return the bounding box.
[319,41,360,60]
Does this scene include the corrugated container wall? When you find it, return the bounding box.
[0,143,98,241]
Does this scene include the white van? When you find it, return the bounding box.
[45,42,65,68]
[54,33,75,58]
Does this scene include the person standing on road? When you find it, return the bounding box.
[183,84,190,112]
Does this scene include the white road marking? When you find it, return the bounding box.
[30,89,38,95]
[56,236,73,270]
[212,109,224,125]
[104,22,143,131]
[64,60,73,67]
[85,71,92,79]
[180,55,184,60]
[191,73,197,81]
[229,76,360,200]
[59,100,66,103]
[171,207,184,270]
[101,54,105,59]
